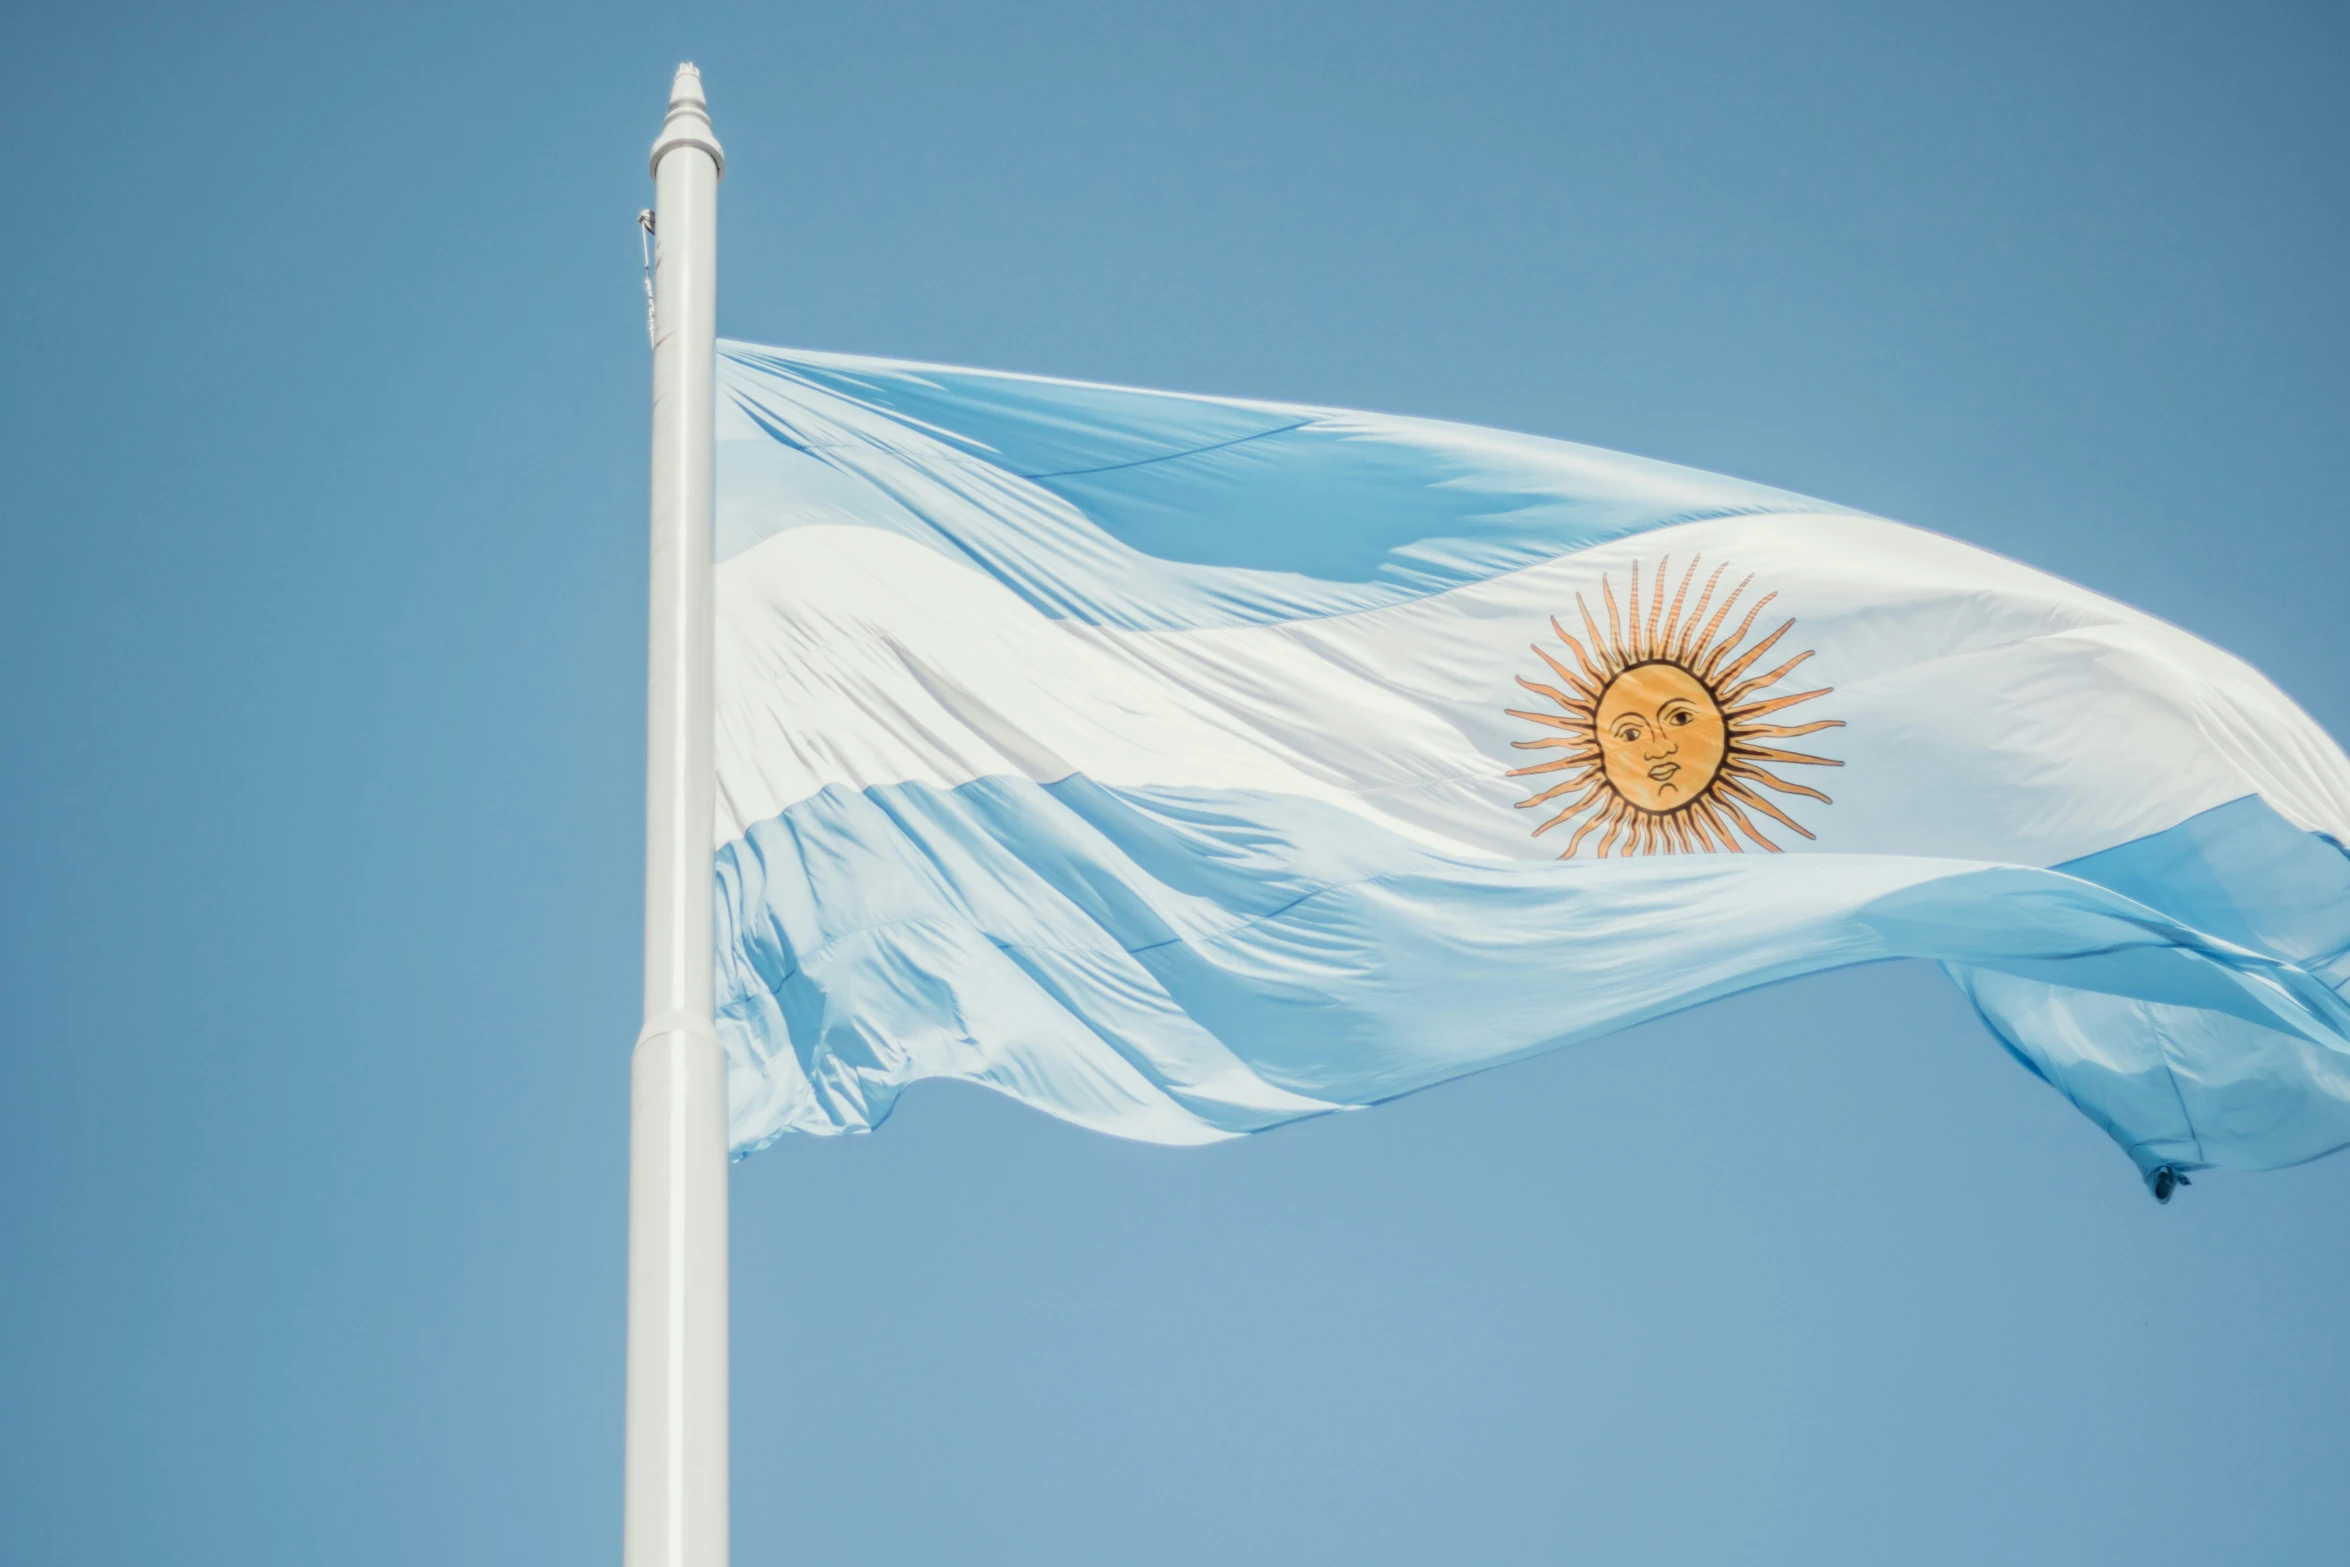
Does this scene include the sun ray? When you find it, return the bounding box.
[1643,555,1671,657]
[1687,803,1731,853]
[1721,648,1816,709]
[1725,687,1833,723]
[1511,736,1596,753]
[1711,794,1781,851]
[1514,674,1592,715]
[1727,743,1842,769]
[1725,760,1835,804]
[1711,618,1795,690]
[1701,591,1778,680]
[1557,808,1609,859]
[1729,718,1845,740]
[1602,577,1625,662]
[1716,775,1818,838]
[1531,646,1601,705]
[1514,760,1600,794]
[1627,560,1647,659]
[1536,806,1597,840]
[1657,556,1700,658]
[1687,574,1751,664]
[1551,617,1611,688]
[1682,808,1720,859]
[1618,815,1646,857]
[1709,801,1750,852]
[1593,804,1630,858]
[1531,781,1608,830]
[1534,800,1604,838]
[1504,708,1588,732]
[1689,811,1720,854]
[1575,599,1619,678]
[1672,562,1726,664]
[1573,799,1627,858]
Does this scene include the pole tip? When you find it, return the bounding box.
[651,63,724,180]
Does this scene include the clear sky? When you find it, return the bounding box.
[5,2,2347,1562]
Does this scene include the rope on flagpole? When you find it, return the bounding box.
[638,209,658,348]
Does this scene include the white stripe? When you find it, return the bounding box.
[713,513,2350,864]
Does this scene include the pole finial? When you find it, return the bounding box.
[651,62,724,180]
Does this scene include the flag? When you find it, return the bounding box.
[708,343,2350,1194]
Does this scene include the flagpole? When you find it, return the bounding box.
[628,63,728,1567]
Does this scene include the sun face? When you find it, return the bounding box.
[1506,556,1844,857]
[1596,662,1726,812]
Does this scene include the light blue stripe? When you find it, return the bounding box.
[1947,798,2350,1180]
[715,780,2350,1181]
[717,344,1863,631]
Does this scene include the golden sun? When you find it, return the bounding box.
[1506,556,1844,857]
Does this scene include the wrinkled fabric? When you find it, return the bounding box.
[711,344,2350,1187]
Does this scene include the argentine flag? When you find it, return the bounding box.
[709,344,2350,1196]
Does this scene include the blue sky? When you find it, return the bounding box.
[4,3,2346,1562]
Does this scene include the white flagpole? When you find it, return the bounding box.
[628,63,728,1567]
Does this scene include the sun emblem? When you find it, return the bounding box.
[1506,556,1844,857]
